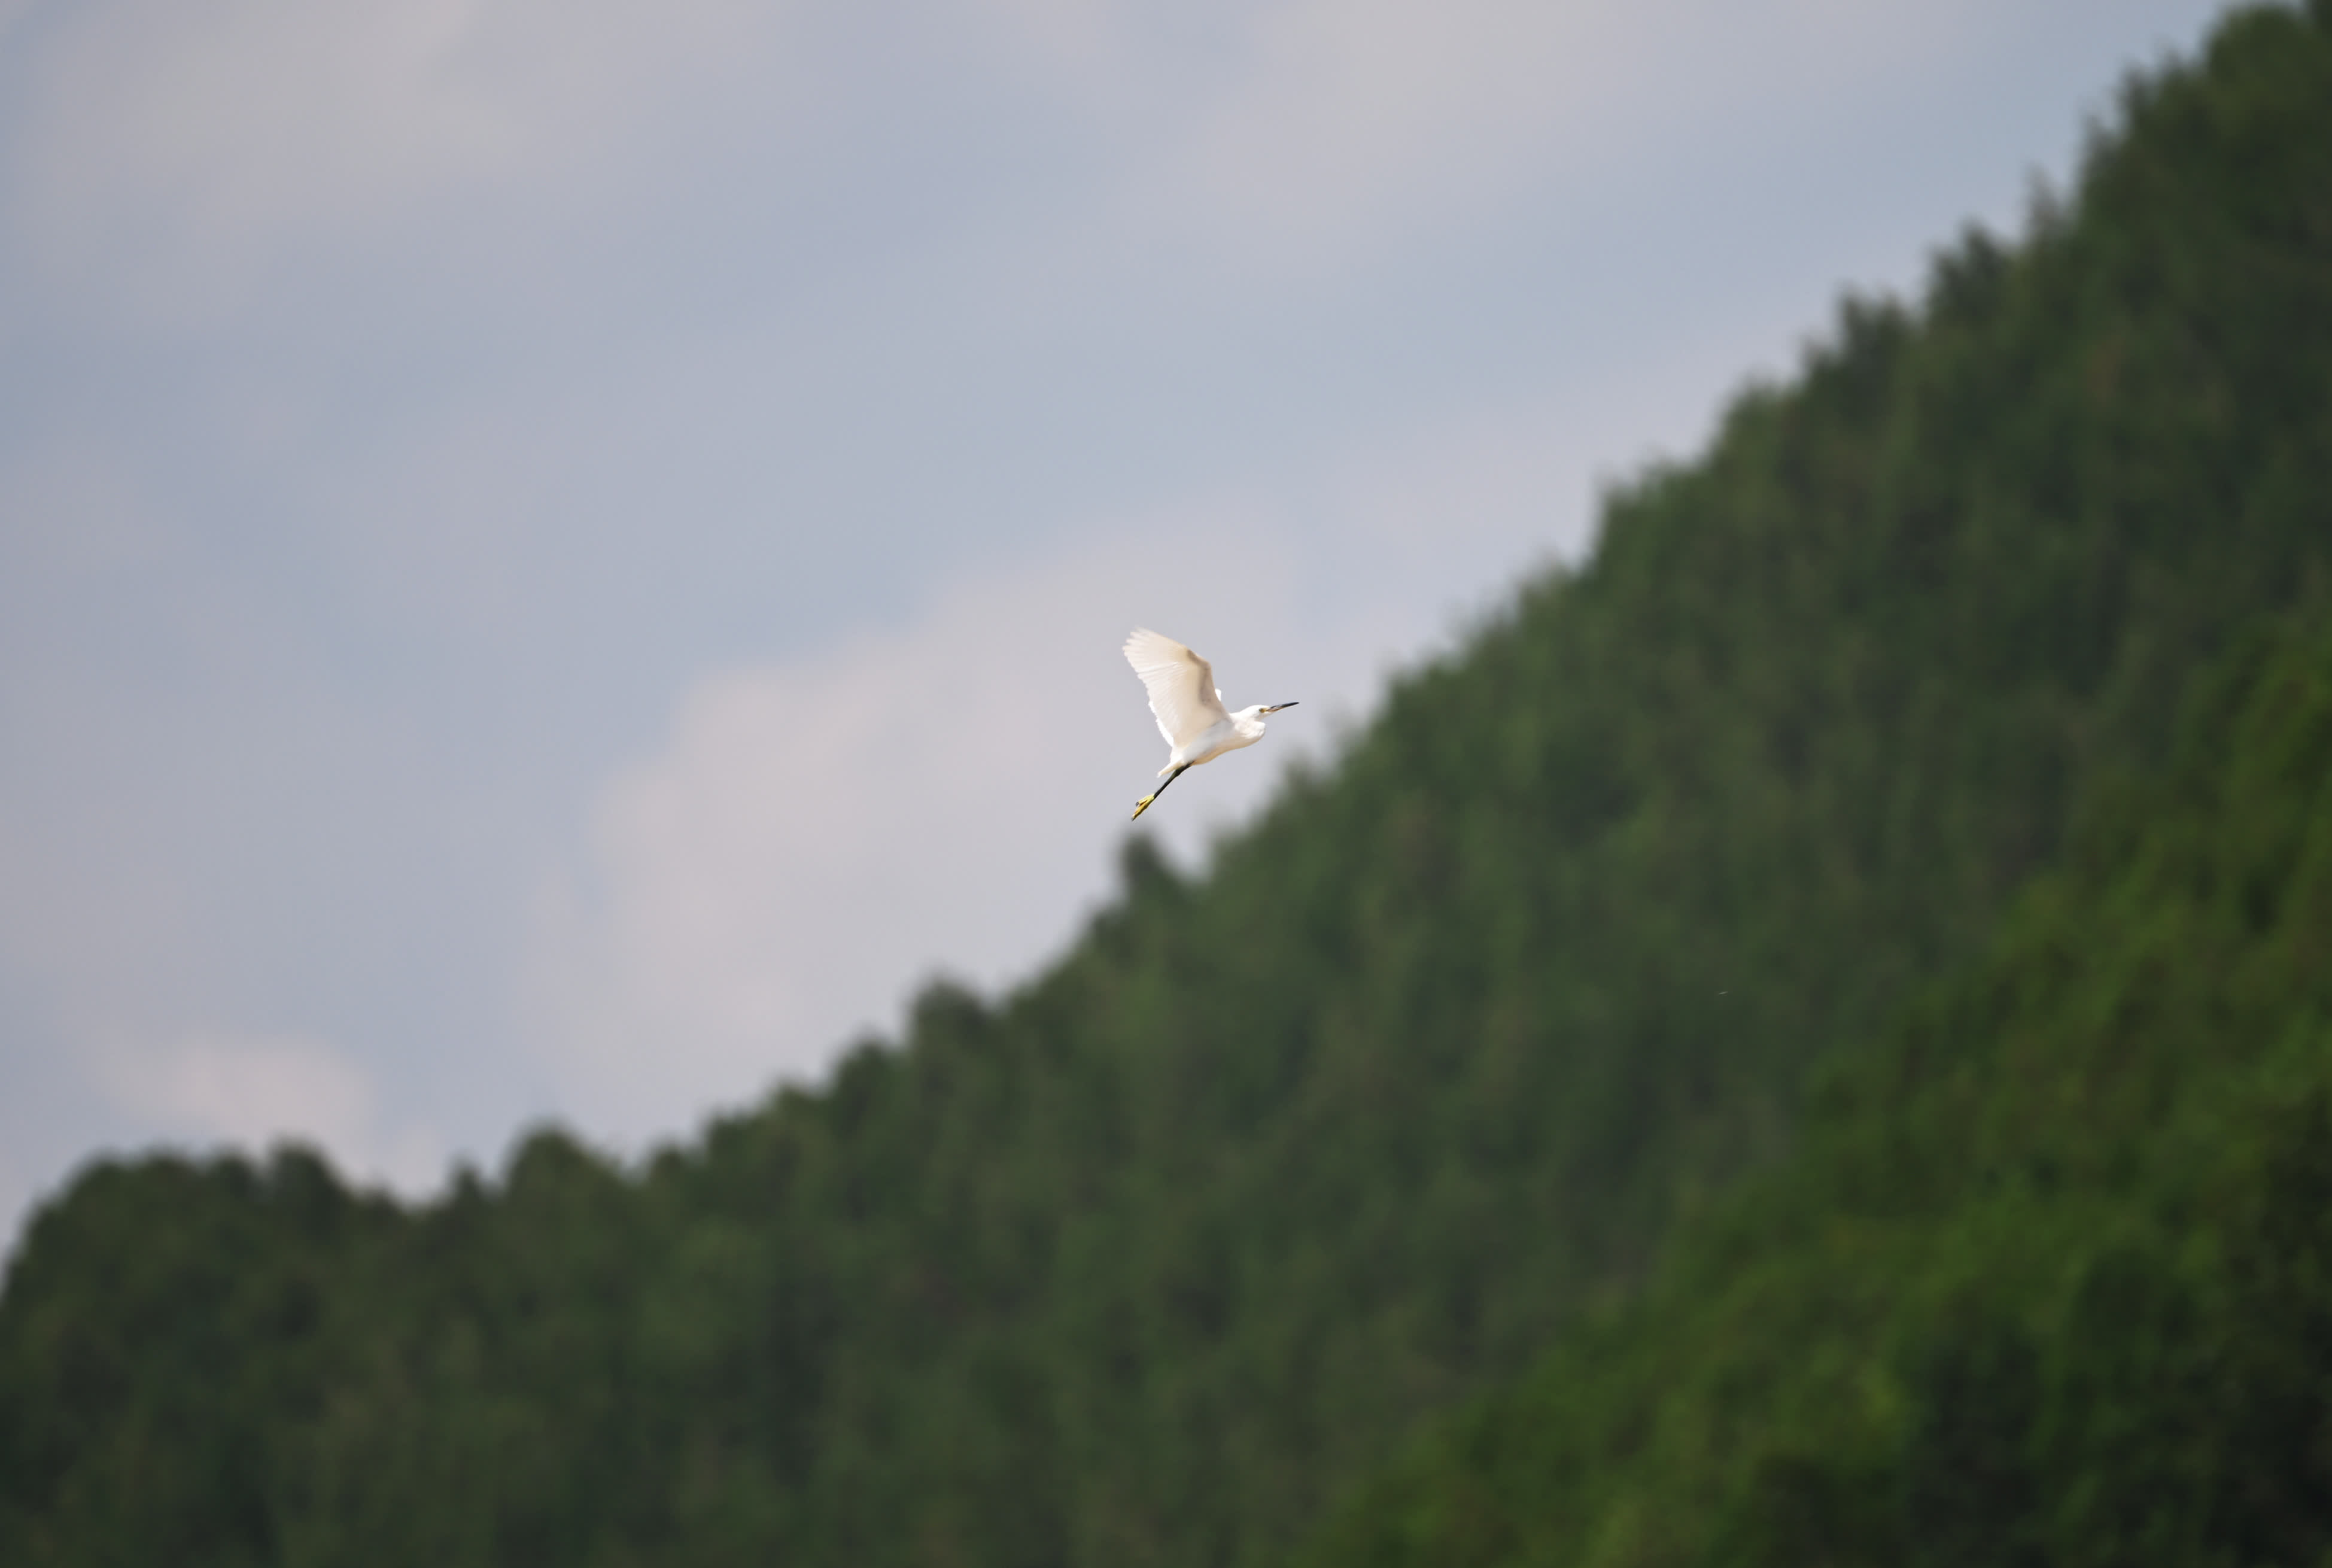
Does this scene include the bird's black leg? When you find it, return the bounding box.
[1131,764,1190,821]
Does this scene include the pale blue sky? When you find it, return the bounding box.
[0,0,2233,1245]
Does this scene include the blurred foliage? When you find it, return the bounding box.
[5,4,2331,1564]
[1291,612,2332,1568]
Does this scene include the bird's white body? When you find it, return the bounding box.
[1121,628,1295,819]
[1165,706,1270,773]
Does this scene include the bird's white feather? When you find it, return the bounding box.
[1123,628,1229,750]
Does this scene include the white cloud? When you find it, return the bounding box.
[0,0,793,321]
[1119,0,1990,269]
[521,512,1336,1139]
[118,1031,370,1145]
[94,1029,443,1193]
[513,345,1712,1148]
[1157,0,1617,254]
[515,385,1640,1148]
[0,0,2017,327]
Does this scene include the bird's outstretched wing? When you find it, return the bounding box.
[1124,628,1229,750]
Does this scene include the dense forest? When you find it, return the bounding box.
[4,4,2330,1565]
[1294,614,2332,1568]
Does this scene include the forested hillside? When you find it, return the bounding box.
[5,5,2330,1566]
[1293,614,2332,1568]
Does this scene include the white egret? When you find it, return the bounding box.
[1123,628,1297,821]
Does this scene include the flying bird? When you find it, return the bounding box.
[1123,628,1297,821]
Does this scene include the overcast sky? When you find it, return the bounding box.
[0,0,2233,1246]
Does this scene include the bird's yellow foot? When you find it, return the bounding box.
[1131,794,1157,821]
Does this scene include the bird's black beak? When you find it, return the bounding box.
[1269,701,1299,713]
